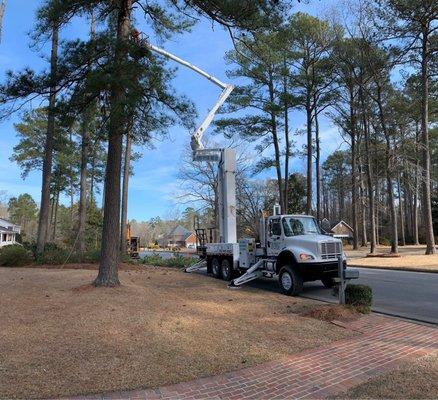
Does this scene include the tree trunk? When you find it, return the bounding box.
[36,23,58,254]
[52,191,59,241]
[349,91,359,250]
[306,95,312,215]
[420,27,436,254]
[94,0,132,286]
[315,103,321,222]
[359,162,367,247]
[403,170,412,243]
[339,174,345,221]
[283,61,290,214]
[78,117,89,259]
[49,194,55,241]
[120,130,132,253]
[268,72,284,212]
[385,164,398,254]
[90,148,96,204]
[77,15,95,260]
[397,173,406,246]
[375,180,380,245]
[414,159,420,245]
[67,133,74,224]
[375,82,397,253]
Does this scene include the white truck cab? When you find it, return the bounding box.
[265,215,343,262]
[258,214,346,295]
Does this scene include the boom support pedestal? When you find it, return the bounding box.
[218,149,237,244]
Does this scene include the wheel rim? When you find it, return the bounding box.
[212,259,220,275]
[222,259,230,278]
[281,272,293,290]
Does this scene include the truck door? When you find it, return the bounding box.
[267,217,282,257]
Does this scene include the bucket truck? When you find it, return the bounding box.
[138,34,355,296]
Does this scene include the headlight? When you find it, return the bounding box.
[299,253,314,261]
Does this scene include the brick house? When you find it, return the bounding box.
[330,220,354,240]
[158,225,197,249]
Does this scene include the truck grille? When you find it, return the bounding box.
[320,241,342,260]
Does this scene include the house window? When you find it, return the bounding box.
[2,233,6,242]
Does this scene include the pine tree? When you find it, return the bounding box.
[376,0,437,253]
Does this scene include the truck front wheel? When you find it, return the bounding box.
[278,265,303,296]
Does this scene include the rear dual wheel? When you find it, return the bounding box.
[211,257,233,281]
[221,258,233,281]
[211,257,221,279]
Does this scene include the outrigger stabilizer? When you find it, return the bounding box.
[228,260,266,288]
[184,259,207,273]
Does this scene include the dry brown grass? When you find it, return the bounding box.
[24,262,146,271]
[0,266,352,400]
[350,254,438,272]
[334,354,438,399]
[300,304,359,323]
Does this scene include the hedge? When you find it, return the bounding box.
[0,244,34,267]
[36,243,71,265]
[141,253,198,268]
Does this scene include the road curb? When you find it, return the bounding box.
[348,264,438,274]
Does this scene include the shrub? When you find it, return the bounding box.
[0,244,34,267]
[165,254,198,268]
[345,284,373,314]
[83,248,101,263]
[141,253,198,268]
[37,243,69,265]
[122,253,139,264]
[379,237,391,246]
[141,254,166,266]
[22,241,37,257]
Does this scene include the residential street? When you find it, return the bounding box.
[243,267,438,325]
[301,268,438,325]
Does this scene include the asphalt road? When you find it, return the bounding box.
[235,267,438,325]
[302,268,438,325]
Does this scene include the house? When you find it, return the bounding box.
[158,225,197,249]
[0,218,21,248]
[320,218,332,234]
[330,220,354,240]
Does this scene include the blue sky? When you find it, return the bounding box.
[0,0,345,221]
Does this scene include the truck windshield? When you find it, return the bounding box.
[282,217,320,236]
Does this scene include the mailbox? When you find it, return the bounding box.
[344,269,359,280]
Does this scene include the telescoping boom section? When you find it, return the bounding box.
[134,34,237,244]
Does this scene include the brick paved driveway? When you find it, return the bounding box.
[65,315,437,400]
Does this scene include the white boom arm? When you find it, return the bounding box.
[143,41,234,152]
[139,37,237,244]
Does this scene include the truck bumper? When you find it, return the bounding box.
[297,260,346,282]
